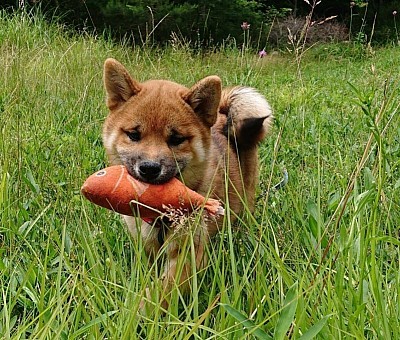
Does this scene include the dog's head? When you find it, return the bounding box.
[102,58,221,186]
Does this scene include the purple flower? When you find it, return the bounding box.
[258,49,267,58]
[241,22,250,30]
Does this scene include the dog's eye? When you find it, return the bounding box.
[125,130,141,142]
[168,134,187,146]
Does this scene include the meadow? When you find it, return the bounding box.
[0,10,399,339]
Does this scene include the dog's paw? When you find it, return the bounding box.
[139,286,169,316]
[138,287,152,315]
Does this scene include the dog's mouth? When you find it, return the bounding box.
[122,156,188,185]
[127,168,172,185]
[126,163,185,185]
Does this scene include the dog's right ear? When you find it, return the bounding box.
[103,58,141,110]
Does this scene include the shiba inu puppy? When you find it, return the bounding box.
[102,58,272,308]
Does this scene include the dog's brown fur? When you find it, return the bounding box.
[102,58,272,308]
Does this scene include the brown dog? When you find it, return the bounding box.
[102,58,272,308]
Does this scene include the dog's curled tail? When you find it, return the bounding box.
[220,86,273,149]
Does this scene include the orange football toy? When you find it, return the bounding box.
[81,165,224,218]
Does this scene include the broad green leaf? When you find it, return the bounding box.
[298,314,332,340]
[274,281,298,340]
[71,310,118,338]
[23,168,40,194]
[394,177,400,190]
[220,303,272,340]
[371,236,400,246]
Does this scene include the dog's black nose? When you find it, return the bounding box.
[138,161,162,182]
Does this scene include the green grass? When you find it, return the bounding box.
[1,10,400,339]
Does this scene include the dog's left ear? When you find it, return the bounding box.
[184,76,221,127]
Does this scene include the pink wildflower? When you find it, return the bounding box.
[241,22,250,30]
[258,49,267,58]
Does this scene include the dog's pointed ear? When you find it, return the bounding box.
[184,76,221,127]
[103,58,141,110]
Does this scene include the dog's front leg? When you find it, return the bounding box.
[159,221,209,309]
[123,216,163,259]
